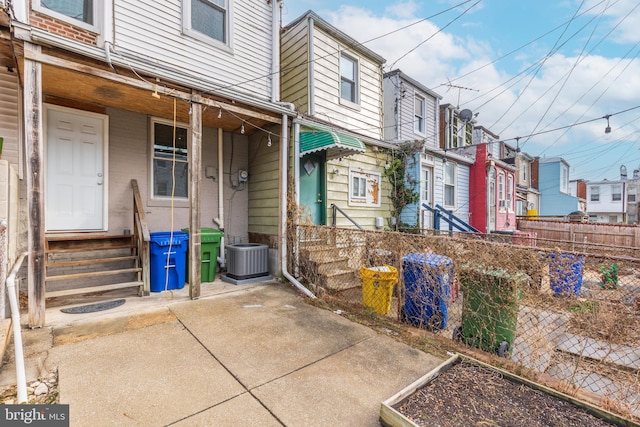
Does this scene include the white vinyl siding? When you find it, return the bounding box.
[115,0,272,100]
[392,78,438,145]
[307,29,383,140]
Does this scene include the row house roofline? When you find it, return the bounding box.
[284,10,386,65]
[383,69,442,100]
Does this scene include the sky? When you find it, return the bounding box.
[280,0,640,182]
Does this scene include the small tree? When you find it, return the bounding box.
[383,141,421,231]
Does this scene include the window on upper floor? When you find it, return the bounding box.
[521,161,528,184]
[340,53,358,104]
[507,175,514,210]
[560,163,569,194]
[414,95,426,134]
[444,162,456,207]
[590,186,600,201]
[33,0,98,30]
[498,173,505,203]
[183,0,229,46]
[150,119,189,200]
[612,185,622,202]
[628,190,637,203]
[422,166,433,203]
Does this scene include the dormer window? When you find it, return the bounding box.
[340,53,358,104]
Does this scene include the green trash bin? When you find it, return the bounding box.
[181,227,224,282]
[453,265,527,357]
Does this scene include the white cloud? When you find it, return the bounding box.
[317,1,640,180]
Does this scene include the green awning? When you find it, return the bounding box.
[299,125,366,160]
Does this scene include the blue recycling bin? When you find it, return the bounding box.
[402,253,453,331]
[549,253,584,297]
[150,231,189,292]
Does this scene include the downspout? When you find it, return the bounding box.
[280,113,315,299]
[102,0,114,68]
[214,128,225,269]
[308,17,315,116]
[7,251,28,403]
[271,0,280,103]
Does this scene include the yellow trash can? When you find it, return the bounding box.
[360,265,399,315]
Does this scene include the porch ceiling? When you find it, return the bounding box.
[16,46,281,134]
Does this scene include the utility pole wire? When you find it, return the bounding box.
[387,0,481,71]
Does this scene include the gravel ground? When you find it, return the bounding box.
[0,369,59,405]
[396,361,619,427]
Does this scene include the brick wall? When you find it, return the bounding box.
[30,13,97,45]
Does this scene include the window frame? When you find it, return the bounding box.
[560,163,569,194]
[348,168,381,207]
[414,94,426,135]
[182,0,233,50]
[32,0,101,33]
[422,165,433,204]
[444,162,456,207]
[339,52,359,106]
[612,184,622,202]
[507,174,514,211]
[590,186,600,202]
[149,117,190,205]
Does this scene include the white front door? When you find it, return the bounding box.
[46,106,107,231]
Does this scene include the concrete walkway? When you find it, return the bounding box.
[4,281,444,426]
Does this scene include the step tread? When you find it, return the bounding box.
[46,243,135,254]
[47,256,139,267]
[46,267,142,282]
[46,281,143,299]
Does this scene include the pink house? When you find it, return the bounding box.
[468,143,517,233]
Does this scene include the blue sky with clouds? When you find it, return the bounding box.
[280,0,640,181]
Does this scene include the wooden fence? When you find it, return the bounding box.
[517,219,640,258]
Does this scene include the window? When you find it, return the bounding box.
[521,161,528,184]
[340,54,358,104]
[414,95,425,134]
[351,175,366,199]
[422,166,433,203]
[507,175,514,210]
[151,119,189,199]
[609,215,619,224]
[498,173,505,203]
[590,186,600,202]
[628,191,637,203]
[183,0,229,45]
[349,169,380,207]
[33,0,97,29]
[560,163,569,194]
[612,185,622,202]
[444,162,456,207]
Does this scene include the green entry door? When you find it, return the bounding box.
[299,153,326,224]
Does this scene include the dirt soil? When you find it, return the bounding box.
[396,361,618,427]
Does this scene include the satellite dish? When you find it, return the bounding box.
[459,109,474,123]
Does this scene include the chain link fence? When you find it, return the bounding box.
[292,224,640,421]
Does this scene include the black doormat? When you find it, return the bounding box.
[61,299,126,314]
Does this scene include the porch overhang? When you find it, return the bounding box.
[299,124,366,160]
